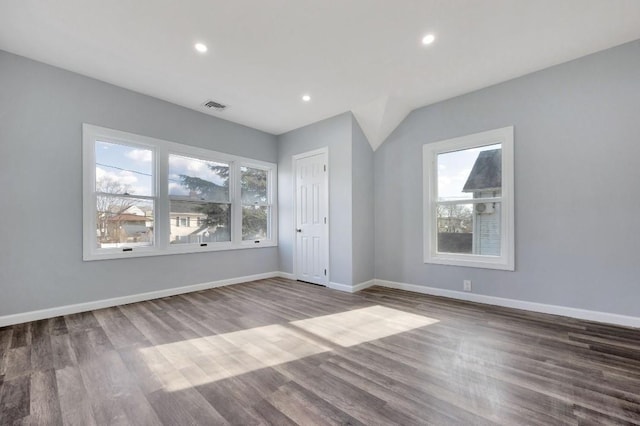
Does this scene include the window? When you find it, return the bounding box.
[83,124,277,260]
[93,140,156,250]
[169,154,231,245]
[240,166,271,241]
[423,127,514,270]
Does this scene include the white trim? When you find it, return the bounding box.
[353,279,376,292]
[85,242,278,261]
[327,279,375,293]
[292,147,330,285]
[0,272,281,327]
[436,197,502,205]
[327,281,353,292]
[374,279,640,329]
[423,126,515,271]
[277,271,296,280]
[292,147,330,160]
[5,274,636,329]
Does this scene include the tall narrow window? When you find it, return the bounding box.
[94,141,156,250]
[169,155,231,244]
[423,127,514,270]
[240,166,271,241]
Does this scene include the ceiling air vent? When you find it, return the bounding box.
[203,100,227,111]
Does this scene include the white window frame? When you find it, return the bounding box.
[83,124,277,261]
[423,126,514,271]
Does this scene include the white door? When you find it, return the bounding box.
[294,150,328,285]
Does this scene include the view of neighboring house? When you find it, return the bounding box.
[437,148,502,255]
[101,205,154,247]
[97,198,231,247]
[462,149,502,256]
[169,196,231,244]
[96,185,233,248]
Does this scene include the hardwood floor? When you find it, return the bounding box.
[1,278,639,425]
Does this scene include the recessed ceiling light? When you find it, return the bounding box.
[422,34,436,45]
[302,94,311,102]
[194,43,208,53]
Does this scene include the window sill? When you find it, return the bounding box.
[425,254,514,271]
[83,241,278,261]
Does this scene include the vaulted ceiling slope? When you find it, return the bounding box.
[2,1,640,150]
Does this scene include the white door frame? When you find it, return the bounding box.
[292,147,329,285]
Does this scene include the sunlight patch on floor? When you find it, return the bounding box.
[290,305,439,347]
[139,324,331,391]
[139,305,438,391]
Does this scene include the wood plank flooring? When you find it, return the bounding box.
[1,278,639,425]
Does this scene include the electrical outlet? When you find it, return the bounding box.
[463,280,472,292]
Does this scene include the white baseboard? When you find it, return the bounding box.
[0,271,281,327]
[276,271,296,280]
[327,281,354,292]
[353,279,376,292]
[5,273,636,329]
[327,279,375,293]
[374,279,640,329]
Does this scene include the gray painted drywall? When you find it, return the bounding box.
[277,113,353,286]
[0,50,278,316]
[375,39,640,317]
[4,38,639,319]
[351,118,375,285]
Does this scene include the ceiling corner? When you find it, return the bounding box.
[352,96,413,151]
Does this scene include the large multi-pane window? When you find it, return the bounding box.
[423,127,514,270]
[83,124,277,260]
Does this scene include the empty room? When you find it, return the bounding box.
[1,1,640,424]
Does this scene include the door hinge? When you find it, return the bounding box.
[323,164,326,172]
[324,217,327,224]
[324,269,327,276]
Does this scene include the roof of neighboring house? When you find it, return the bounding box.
[189,224,210,235]
[108,213,150,222]
[463,149,501,192]
[123,205,145,216]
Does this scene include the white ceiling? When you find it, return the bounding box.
[2,1,640,150]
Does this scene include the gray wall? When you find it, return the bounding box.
[4,38,639,318]
[351,118,375,284]
[0,51,279,316]
[375,40,640,317]
[277,113,353,286]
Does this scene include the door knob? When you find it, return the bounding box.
[296,228,302,232]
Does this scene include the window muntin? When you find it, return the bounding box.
[423,127,514,270]
[83,124,277,260]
